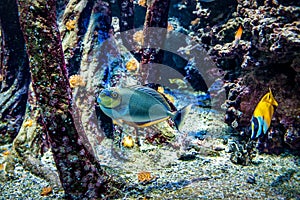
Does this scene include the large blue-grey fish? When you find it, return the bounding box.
[96,86,191,130]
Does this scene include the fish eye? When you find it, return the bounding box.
[111,92,118,98]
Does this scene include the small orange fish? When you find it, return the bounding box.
[234,25,243,47]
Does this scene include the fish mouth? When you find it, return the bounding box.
[96,96,101,104]
[99,88,113,98]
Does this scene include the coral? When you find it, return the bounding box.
[284,127,300,150]
[2,150,10,156]
[125,58,139,72]
[137,171,156,183]
[133,30,144,45]
[65,19,76,31]
[137,0,146,7]
[69,74,86,88]
[192,2,211,19]
[256,128,285,155]
[23,119,33,127]
[167,23,174,32]
[228,139,257,166]
[202,0,300,153]
[40,187,52,196]
[121,135,135,148]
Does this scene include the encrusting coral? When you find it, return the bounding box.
[65,19,76,31]
[69,74,86,88]
[125,58,139,72]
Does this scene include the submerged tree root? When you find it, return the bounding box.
[2,107,62,188]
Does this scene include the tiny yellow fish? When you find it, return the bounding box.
[251,88,278,139]
[233,25,243,47]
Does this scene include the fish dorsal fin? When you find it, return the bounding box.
[262,88,278,107]
[129,85,171,109]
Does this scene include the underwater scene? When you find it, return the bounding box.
[0,0,300,199]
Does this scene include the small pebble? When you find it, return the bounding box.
[246,175,256,184]
[178,153,196,161]
[214,146,225,151]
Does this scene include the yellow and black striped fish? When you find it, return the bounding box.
[251,88,278,139]
[96,85,191,130]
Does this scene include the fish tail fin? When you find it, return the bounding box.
[171,104,192,131]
